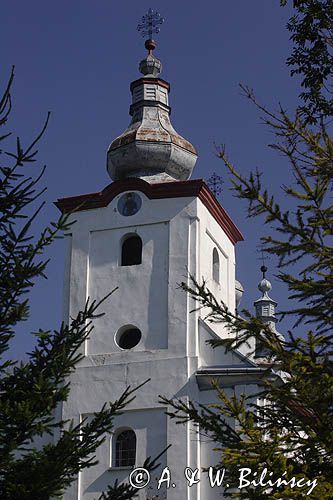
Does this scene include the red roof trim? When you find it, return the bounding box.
[55,178,243,244]
[198,184,243,245]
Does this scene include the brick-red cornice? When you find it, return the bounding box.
[55,178,243,245]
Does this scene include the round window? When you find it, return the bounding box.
[116,327,142,350]
[117,192,142,216]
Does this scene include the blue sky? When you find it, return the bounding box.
[1,1,301,359]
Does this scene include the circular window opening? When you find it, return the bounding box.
[116,327,142,350]
[117,192,142,217]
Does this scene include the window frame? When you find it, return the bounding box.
[120,233,142,266]
[212,247,220,283]
[111,428,137,469]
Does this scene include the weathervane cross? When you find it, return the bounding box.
[137,8,164,40]
[207,172,224,197]
[256,244,270,277]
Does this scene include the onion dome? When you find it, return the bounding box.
[107,10,197,183]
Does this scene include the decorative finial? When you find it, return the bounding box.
[256,245,270,278]
[137,8,164,53]
[207,172,224,197]
[261,264,267,279]
[137,9,164,77]
[258,264,272,295]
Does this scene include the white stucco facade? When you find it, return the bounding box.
[57,179,266,500]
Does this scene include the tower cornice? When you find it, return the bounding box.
[55,178,244,245]
[130,77,170,92]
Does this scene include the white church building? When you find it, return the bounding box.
[56,17,279,500]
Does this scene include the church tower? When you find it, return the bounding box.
[56,10,266,500]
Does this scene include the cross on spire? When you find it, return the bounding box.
[256,244,270,278]
[137,8,164,41]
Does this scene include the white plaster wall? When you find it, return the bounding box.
[80,408,167,500]
[61,187,240,500]
[62,234,72,324]
[87,222,169,354]
[199,387,235,500]
[64,191,199,361]
[198,383,260,500]
[62,357,201,500]
[198,320,245,369]
[197,200,236,339]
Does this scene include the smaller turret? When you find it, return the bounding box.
[254,265,284,358]
[254,265,278,329]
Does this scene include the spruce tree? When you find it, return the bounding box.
[0,69,160,500]
[161,1,333,498]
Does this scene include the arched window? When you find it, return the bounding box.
[212,248,220,283]
[121,234,142,266]
[114,429,136,467]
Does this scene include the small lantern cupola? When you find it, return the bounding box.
[254,265,278,327]
[107,9,198,184]
[254,265,284,358]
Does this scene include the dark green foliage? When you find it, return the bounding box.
[281,0,333,121]
[0,69,152,499]
[162,2,333,498]
[221,86,333,333]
